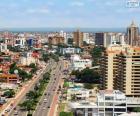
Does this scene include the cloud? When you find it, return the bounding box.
[116,7,140,13]
[27,8,49,14]
[70,1,84,6]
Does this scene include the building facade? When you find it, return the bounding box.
[127,21,140,46]
[69,90,127,116]
[100,45,140,97]
[73,30,83,47]
[71,54,92,71]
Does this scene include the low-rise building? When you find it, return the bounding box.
[59,47,81,55]
[69,90,127,116]
[67,87,94,101]
[71,54,92,70]
[0,74,19,84]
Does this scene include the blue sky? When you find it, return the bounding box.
[0,0,140,28]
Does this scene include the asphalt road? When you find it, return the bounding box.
[33,59,63,116]
[8,59,55,116]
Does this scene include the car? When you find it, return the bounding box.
[44,99,47,102]
[48,106,50,108]
[43,107,46,110]
[14,111,18,115]
[5,109,10,113]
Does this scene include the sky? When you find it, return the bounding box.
[0,0,140,28]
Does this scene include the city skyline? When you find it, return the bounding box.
[0,0,140,28]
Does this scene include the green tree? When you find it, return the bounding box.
[133,107,140,112]
[84,83,93,89]
[42,53,50,62]
[29,63,36,68]
[4,89,15,98]
[26,91,39,100]
[59,112,73,116]
[90,46,105,66]
[19,100,35,111]
[9,62,17,74]
[73,68,100,84]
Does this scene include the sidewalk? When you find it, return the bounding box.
[48,78,64,116]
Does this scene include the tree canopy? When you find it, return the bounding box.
[71,68,100,84]
[90,46,105,66]
[59,112,73,116]
[4,89,15,98]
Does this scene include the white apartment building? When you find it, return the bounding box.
[20,52,36,66]
[83,33,94,45]
[69,90,127,116]
[97,90,127,116]
[0,43,8,52]
[14,34,26,48]
[59,30,67,44]
[60,47,81,55]
[104,33,126,47]
[71,54,92,70]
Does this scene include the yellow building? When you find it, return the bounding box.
[73,29,83,47]
[101,45,140,97]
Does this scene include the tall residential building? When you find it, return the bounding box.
[95,33,126,47]
[73,30,83,47]
[95,33,104,46]
[48,35,64,45]
[127,21,139,46]
[100,45,140,97]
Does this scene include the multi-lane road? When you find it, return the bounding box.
[33,59,64,116]
[5,58,64,116]
[6,59,55,116]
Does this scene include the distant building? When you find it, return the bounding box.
[59,30,67,44]
[20,52,36,66]
[127,21,140,46]
[95,33,104,46]
[95,33,126,47]
[83,33,94,45]
[73,30,83,47]
[14,34,26,48]
[0,43,8,52]
[48,35,64,45]
[59,47,81,55]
